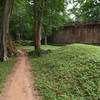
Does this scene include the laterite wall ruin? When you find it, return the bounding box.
[49,21,100,45]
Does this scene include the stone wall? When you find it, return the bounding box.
[49,22,100,45]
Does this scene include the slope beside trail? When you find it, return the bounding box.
[0,50,40,100]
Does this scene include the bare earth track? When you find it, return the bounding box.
[0,51,40,100]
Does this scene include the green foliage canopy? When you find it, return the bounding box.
[67,0,100,21]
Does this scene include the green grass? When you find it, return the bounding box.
[17,46,34,52]
[31,44,100,100]
[0,57,15,92]
[17,45,61,52]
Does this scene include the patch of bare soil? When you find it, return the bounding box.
[0,50,40,100]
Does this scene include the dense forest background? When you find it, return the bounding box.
[0,0,100,61]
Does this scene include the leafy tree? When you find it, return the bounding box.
[41,0,68,45]
[67,0,100,22]
[31,0,68,53]
[80,0,100,21]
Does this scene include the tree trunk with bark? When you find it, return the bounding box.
[33,0,43,54]
[44,36,47,45]
[0,0,16,61]
[43,26,48,45]
[0,18,3,61]
[34,20,41,53]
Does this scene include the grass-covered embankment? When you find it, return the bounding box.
[0,57,15,92]
[31,44,100,100]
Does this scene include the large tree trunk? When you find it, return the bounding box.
[0,18,3,61]
[33,0,43,54]
[6,32,16,56]
[0,0,16,61]
[34,20,41,53]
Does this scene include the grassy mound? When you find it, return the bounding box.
[31,44,100,100]
[0,57,15,92]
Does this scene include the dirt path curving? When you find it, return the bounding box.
[0,50,40,100]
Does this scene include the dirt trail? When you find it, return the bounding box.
[0,51,40,100]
